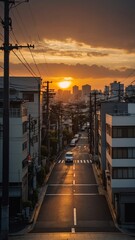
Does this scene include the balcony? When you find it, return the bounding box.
[0,107,27,118]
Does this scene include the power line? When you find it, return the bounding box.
[11,9,42,79]
[10,29,40,79]
[12,49,39,79]
[27,2,51,77]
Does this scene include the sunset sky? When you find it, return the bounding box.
[0,0,135,91]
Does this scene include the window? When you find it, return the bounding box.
[112,126,135,138]
[23,93,34,102]
[112,167,135,179]
[112,147,135,159]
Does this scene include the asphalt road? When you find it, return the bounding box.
[31,131,118,233]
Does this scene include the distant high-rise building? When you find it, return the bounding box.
[109,81,124,98]
[104,85,109,96]
[125,84,135,97]
[82,84,91,96]
[72,85,79,96]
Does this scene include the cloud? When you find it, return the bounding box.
[12,0,135,51]
[1,61,134,80]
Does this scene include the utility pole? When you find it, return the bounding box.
[89,91,93,155]
[44,81,52,160]
[93,91,97,161]
[0,1,34,239]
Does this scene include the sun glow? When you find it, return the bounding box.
[58,77,72,89]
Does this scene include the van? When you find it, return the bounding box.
[65,151,73,163]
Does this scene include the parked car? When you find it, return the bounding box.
[74,134,80,142]
[70,138,76,147]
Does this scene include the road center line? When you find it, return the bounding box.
[71,227,75,233]
[74,208,77,225]
[48,183,98,186]
[46,193,99,196]
[73,180,75,185]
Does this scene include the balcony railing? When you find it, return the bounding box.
[0,107,27,118]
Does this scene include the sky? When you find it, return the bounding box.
[0,0,135,91]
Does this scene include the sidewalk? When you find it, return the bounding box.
[9,161,56,236]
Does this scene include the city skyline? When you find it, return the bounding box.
[0,0,135,90]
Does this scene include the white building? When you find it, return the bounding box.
[109,81,124,100]
[0,76,42,216]
[0,100,29,215]
[97,102,128,182]
[105,104,135,225]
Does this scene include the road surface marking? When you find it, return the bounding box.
[80,160,83,163]
[73,164,75,170]
[46,193,72,196]
[48,183,98,186]
[74,173,75,178]
[74,193,99,196]
[87,160,89,163]
[71,227,75,233]
[84,160,86,163]
[77,160,79,163]
[46,193,99,196]
[73,180,75,185]
[74,208,77,225]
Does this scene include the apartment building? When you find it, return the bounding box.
[0,76,42,216]
[97,102,128,183]
[105,104,135,225]
[0,100,29,215]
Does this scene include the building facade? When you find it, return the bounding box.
[106,109,135,225]
[0,76,42,216]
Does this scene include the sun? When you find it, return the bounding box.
[58,77,72,89]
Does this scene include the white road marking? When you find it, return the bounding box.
[73,180,75,185]
[46,193,99,196]
[57,159,93,164]
[74,193,99,196]
[74,208,77,226]
[46,193,72,196]
[71,227,75,233]
[48,183,98,186]
[74,173,75,178]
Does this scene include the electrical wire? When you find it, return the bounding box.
[27,2,50,77]
[10,29,40,79]
[11,7,42,80]
[12,49,39,78]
